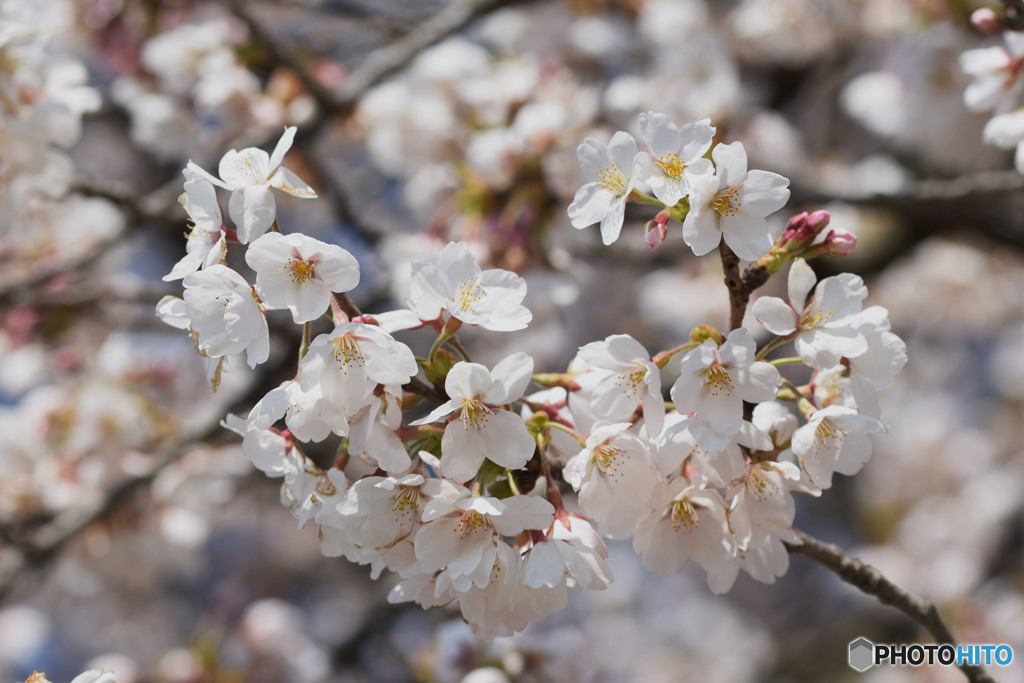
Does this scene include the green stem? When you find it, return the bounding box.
[654,341,700,369]
[770,356,803,366]
[546,421,587,447]
[447,335,471,362]
[755,335,791,361]
[298,321,311,362]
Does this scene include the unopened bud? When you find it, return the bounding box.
[690,324,723,346]
[822,228,857,256]
[971,7,1005,35]
[779,210,831,251]
[645,212,670,250]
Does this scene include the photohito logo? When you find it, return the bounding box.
[848,638,1014,672]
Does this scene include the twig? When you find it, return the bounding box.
[719,242,746,331]
[787,528,996,683]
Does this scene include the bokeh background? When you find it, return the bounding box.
[1,0,1023,681]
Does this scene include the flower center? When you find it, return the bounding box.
[458,398,493,431]
[454,274,484,313]
[703,361,734,396]
[656,153,686,180]
[799,301,834,330]
[596,163,629,195]
[593,444,627,481]
[814,418,846,452]
[456,510,490,539]
[712,187,741,217]
[331,334,366,369]
[670,497,698,533]
[615,365,647,399]
[747,466,780,502]
[288,258,316,284]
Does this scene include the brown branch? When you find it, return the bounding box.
[787,528,996,683]
[719,242,746,331]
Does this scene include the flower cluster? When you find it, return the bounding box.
[159,113,906,640]
[569,112,790,259]
[960,15,1024,171]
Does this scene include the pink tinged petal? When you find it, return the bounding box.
[219,148,271,188]
[752,296,798,336]
[722,209,773,261]
[486,352,534,404]
[270,166,318,198]
[634,516,691,576]
[711,141,748,188]
[229,185,276,243]
[740,170,790,216]
[491,495,554,535]
[599,196,626,245]
[787,258,817,308]
[959,46,1011,76]
[576,137,617,179]
[268,126,297,173]
[607,130,639,174]
[568,182,615,229]
[682,206,723,256]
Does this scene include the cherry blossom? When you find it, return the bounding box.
[632,478,737,592]
[185,126,317,243]
[791,404,885,490]
[567,131,639,245]
[682,141,790,260]
[633,112,715,206]
[563,423,660,539]
[411,353,536,483]
[752,258,868,369]
[959,32,1024,113]
[182,264,269,367]
[245,231,360,323]
[572,334,665,435]
[670,328,781,450]
[163,174,226,281]
[298,322,418,411]
[407,241,532,331]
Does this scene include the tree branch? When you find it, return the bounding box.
[787,528,996,683]
[719,242,746,331]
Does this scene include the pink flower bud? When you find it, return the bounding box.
[645,212,669,250]
[971,8,1005,35]
[779,210,831,250]
[822,228,857,256]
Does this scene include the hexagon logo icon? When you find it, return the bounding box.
[849,637,875,672]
